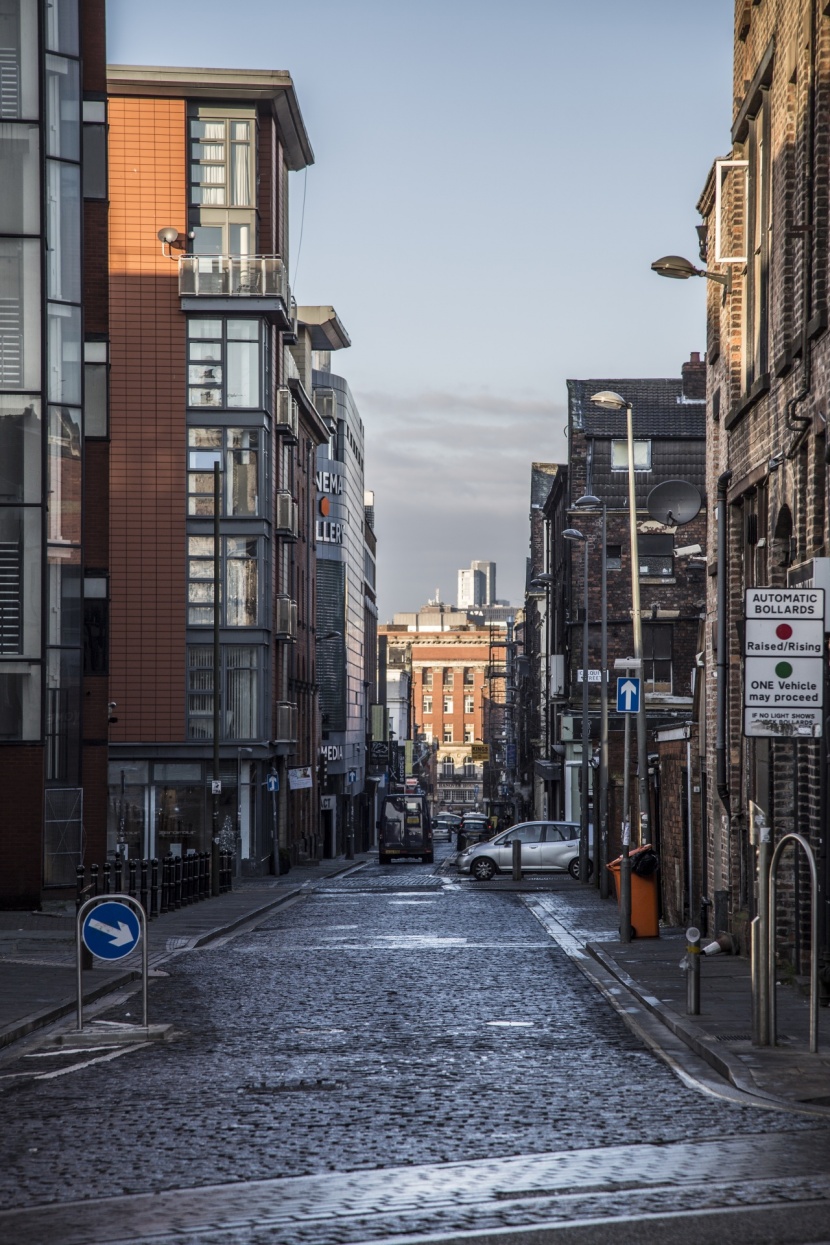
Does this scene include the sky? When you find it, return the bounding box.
[106,0,734,620]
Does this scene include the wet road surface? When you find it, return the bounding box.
[1,842,829,1243]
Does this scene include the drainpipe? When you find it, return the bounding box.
[716,470,732,817]
[786,0,816,457]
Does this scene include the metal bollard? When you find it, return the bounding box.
[75,864,85,911]
[90,862,99,898]
[160,854,171,914]
[114,855,123,894]
[128,857,137,899]
[512,838,522,881]
[174,855,182,909]
[103,860,112,894]
[686,925,701,1015]
[150,858,159,918]
[140,859,149,914]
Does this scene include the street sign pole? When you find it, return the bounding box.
[76,894,147,1032]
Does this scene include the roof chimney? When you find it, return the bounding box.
[681,351,706,400]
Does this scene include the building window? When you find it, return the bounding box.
[187,318,263,409]
[83,575,107,674]
[463,667,474,685]
[443,668,453,687]
[190,116,253,208]
[463,756,476,776]
[639,534,673,578]
[606,544,622,571]
[187,644,260,740]
[187,535,259,627]
[443,696,453,714]
[464,725,474,743]
[642,624,672,693]
[441,756,454,777]
[443,726,453,743]
[463,694,474,714]
[84,342,108,437]
[422,695,432,715]
[422,667,432,688]
[188,426,262,516]
[611,439,651,471]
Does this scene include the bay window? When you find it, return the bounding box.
[187,535,259,627]
[187,318,263,409]
[187,425,263,516]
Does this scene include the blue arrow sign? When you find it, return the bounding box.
[266,774,279,793]
[81,900,141,961]
[616,676,641,714]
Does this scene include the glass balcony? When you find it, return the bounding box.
[179,255,288,302]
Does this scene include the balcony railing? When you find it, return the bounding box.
[179,255,288,302]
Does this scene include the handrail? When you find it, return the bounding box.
[768,832,819,1053]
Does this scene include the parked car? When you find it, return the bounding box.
[433,813,461,841]
[457,812,490,847]
[457,820,593,881]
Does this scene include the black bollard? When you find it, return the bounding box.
[103,860,112,894]
[114,855,123,894]
[150,858,159,918]
[140,859,149,914]
[128,857,137,899]
[75,864,85,911]
[174,855,182,909]
[90,862,99,897]
[160,854,170,914]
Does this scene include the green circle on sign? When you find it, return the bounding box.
[775,661,793,679]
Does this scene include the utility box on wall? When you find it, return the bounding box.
[550,655,566,699]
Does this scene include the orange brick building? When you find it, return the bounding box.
[104,67,329,869]
[383,627,494,811]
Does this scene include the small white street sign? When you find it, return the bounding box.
[744,656,823,707]
[744,708,823,738]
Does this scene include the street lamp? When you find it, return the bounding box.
[574,493,609,898]
[563,527,591,885]
[530,571,554,811]
[651,254,731,292]
[591,390,650,943]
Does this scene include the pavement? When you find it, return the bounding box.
[1,847,829,1117]
[0,854,370,1048]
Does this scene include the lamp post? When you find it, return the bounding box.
[575,494,608,896]
[591,392,650,943]
[563,527,590,884]
[530,572,554,820]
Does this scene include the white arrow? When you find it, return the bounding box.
[88,917,135,947]
[619,680,639,711]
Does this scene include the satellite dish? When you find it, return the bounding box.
[647,479,701,526]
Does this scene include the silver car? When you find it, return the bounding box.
[457,820,592,881]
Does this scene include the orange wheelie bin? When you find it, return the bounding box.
[606,843,660,938]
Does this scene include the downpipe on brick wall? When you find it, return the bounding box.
[716,470,732,818]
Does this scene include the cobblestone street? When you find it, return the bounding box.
[2,847,829,1243]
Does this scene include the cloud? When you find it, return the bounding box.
[356,386,567,616]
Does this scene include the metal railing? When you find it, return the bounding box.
[179,254,288,302]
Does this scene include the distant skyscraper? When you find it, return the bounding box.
[471,561,496,605]
[457,561,496,609]
[457,567,485,610]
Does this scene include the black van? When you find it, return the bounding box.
[378,794,434,864]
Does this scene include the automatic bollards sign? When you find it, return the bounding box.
[743,588,825,737]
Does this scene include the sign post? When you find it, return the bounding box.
[76,894,147,1032]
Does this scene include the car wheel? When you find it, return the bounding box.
[568,857,594,880]
[471,857,496,881]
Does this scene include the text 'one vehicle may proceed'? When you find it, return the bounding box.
[743,588,825,738]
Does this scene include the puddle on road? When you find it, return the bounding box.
[486,1021,535,1028]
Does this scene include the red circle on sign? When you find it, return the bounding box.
[775,623,793,640]
[319,496,330,517]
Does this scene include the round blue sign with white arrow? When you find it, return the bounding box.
[81,900,141,961]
